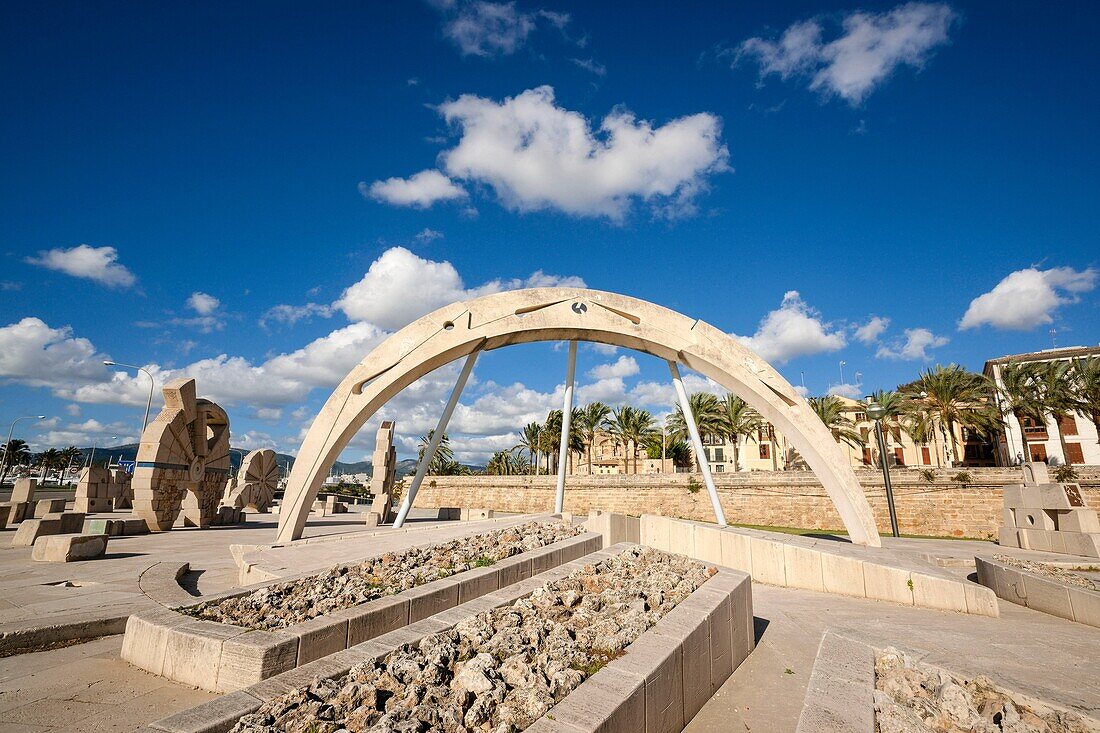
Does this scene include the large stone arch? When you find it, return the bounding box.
[276,288,882,547]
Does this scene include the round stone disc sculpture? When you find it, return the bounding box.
[132,378,232,531]
[226,448,279,512]
[276,287,883,547]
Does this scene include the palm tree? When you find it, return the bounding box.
[417,430,454,475]
[901,364,1001,466]
[0,439,32,484]
[514,422,542,475]
[539,409,585,474]
[717,394,761,472]
[36,448,64,480]
[607,406,657,474]
[1032,360,1078,464]
[1072,356,1100,447]
[808,396,865,449]
[486,448,529,476]
[576,402,611,475]
[996,363,1045,462]
[58,445,82,478]
[667,392,725,442]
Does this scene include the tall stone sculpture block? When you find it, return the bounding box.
[225,448,278,513]
[75,467,113,513]
[108,469,133,511]
[12,478,37,503]
[132,378,231,532]
[368,420,397,522]
[1000,463,1100,557]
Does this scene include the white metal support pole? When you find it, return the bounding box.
[554,341,578,514]
[393,351,480,528]
[668,361,727,527]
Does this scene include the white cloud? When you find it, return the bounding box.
[260,302,334,328]
[363,170,467,208]
[876,327,949,360]
[415,228,444,243]
[254,408,282,421]
[431,86,728,219]
[25,244,137,288]
[65,403,81,417]
[0,318,110,389]
[571,58,606,76]
[737,3,956,104]
[38,418,136,449]
[854,316,890,345]
[734,291,846,364]
[265,322,388,389]
[959,266,1097,331]
[335,246,584,330]
[442,1,561,57]
[827,382,862,399]
[588,355,640,380]
[187,292,220,315]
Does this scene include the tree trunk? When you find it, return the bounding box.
[733,439,740,473]
[948,419,960,465]
[1053,414,1071,465]
[1013,410,1029,463]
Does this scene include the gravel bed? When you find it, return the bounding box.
[993,554,1099,590]
[186,521,583,630]
[230,546,715,732]
[875,647,1099,733]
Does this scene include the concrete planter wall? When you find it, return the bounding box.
[142,543,755,733]
[123,531,601,692]
[975,556,1100,628]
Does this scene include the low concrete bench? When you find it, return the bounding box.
[45,511,85,534]
[142,542,753,733]
[88,516,151,536]
[34,498,67,517]
[31,533,109,562]
[123,530,602,692]
[975,556,1099,628]
[11,517,62,547]
[633,514,998,617]
[0,500,34,524]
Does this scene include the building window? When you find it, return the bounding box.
[713,447,724,462]
[854,412,867,422]
[1060,415,1079,436]
[862,448,872,465]
[921,446,931,465]
[894,447,905,466]
[759,444,770,460]
[715,464,725,473]
[1065,443,1085,464]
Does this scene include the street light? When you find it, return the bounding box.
[87,436,118,469]
[866,401,900,538]
[0,415,46,485]
[103,361,155,434]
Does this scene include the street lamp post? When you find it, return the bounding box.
[866,402,900,538]
[0,415,46,486]
[87,436,118,469]
[103,361,155,434]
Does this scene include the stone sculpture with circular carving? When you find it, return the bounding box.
[132,378,232,531]
[225,448,279,512]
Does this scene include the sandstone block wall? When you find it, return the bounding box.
[412,468,1100,539]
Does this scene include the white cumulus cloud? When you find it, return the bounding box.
[734,291,846,364]
[0,318,110,389]
[25,244,137,288]
[737,2,956,104]
[363,170,467,208]
[443,1,538,57]
[959,266,1097,331]
[876,327,949,360]
[588,355,640,380]
[187,292,220,315]
[854,316,890,344]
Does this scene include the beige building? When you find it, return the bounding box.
[984,345,1100,467]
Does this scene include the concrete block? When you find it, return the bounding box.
[1016,508,1055,531]
[820,552,866,598]
[640,514,671,552]
[1057,509,1100,533]
[291,614,348,666]
[216,629,298,692]
[496,555,534,588]
[783,544,825,592]
[668,519,695,558]
[1038,483,1075,510]
[121,608,189,676]
[747,537,787,586]
[347,595,410,646]
[1022,573,1074,619]
[456,565,500,603]
[910,573,968,613]
[34,498,66,517]
[407,578,460,622]
[12,477,37,503]
[998,526,1020,548]
[963,582,1000,617]
[11,517,61,547]
[1064,532,1100,558]
[364,511,380,527]
[1049,531,1069,555]
[654,605,711,722]
[0,504,8,530]
[162,620,247,691]
[730,575,755,666]
[608,632,684,733]
[693,587,734,690]
[1002,507,1017,528]
[719,530,752,572]
[862,562,913,605]
[151,689,262,733]
[45,511,85,533]
[692,524,723,565]
[3,500,34,523]
[1067,587,1100,628]
[31,533,108,562]
[545,666,645,733]
[530,545,561,576]
[795,633,874,733]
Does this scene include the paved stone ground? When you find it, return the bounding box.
[686,583,1100,732]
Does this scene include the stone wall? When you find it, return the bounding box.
[413,467,1100,539]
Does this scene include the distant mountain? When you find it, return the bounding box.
[77,445,481,477]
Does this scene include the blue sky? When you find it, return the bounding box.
[1,1,1097,463]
